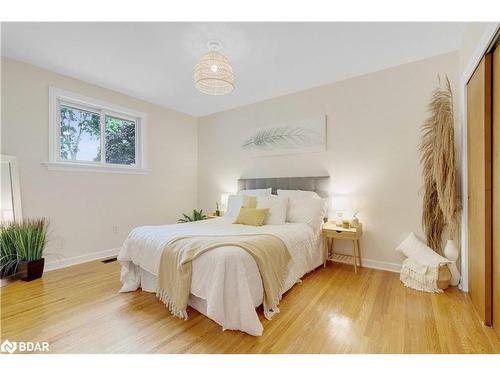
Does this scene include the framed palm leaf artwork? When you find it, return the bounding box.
[241,115,326,157]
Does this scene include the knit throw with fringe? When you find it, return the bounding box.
[156,234,291,321]
[400,258,443,293]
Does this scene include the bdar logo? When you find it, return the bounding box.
[1,339,17,354]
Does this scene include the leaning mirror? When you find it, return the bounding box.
[1,155,22,223]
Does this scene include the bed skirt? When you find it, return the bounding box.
[120,262,265,335]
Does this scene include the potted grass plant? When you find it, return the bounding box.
[178,209,207,223]
[0,218,48,281]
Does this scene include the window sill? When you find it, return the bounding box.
[43,161,150,175]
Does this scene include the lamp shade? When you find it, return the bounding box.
[194,50,234,96]
[332,195,351,212]
[220,192,231,210]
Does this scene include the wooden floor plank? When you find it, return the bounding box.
[1,260,499,354]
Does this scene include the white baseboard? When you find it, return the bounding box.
[44,248,400,274]
[0,278,15,288]
[44,248,120,272]
[360,258,401,273]
[331,255,401,273]
[18,248,401,281]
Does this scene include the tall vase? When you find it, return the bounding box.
[443,240,460,286]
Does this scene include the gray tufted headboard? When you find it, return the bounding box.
[237,176,330,198]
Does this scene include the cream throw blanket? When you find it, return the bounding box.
[399,258,443,293]
[156,234,291,321]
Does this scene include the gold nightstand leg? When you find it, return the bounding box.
[330,238,334,262]
[357,239,363,268]
[352,240,358,274]
[356,240,363,268]
[323,237,328,267]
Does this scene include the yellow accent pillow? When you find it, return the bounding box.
[233,207,269,226]
[243,195,257,208]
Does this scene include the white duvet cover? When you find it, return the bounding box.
[118,217,323,336]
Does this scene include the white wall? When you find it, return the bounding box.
[197,52,459,269]
[1,57,198,266]
[459,23,498,76]
[1,50,462,271]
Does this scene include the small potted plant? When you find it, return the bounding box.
[177,209,207,223]
[0,218,48,281]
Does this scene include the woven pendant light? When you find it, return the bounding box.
[194,41,234,95]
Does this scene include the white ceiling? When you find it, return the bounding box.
[1,22,467,117]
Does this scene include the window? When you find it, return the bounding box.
[47,87,148,174]
[60,105,101,162]
[105,115,136,165]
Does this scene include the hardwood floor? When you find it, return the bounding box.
[1,260,499,354]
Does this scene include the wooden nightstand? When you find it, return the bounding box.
[322,222,363,273]
[207,212,224,219]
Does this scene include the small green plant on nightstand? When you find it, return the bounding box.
[178,209,208,223]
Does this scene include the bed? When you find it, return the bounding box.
[118,176,329,336]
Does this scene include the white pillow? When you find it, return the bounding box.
[256,195,288,225]
[277,189,321,199]
[238,188,272,197]
[225,194,258,218]
[225,195,244,218]
[396,233,451,267]
[286,195,327,232]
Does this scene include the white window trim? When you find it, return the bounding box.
[46,87,149,174]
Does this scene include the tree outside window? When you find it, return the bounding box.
[59,106,136,165]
